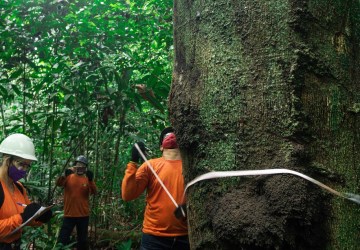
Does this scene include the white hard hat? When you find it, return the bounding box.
[0,133,37,161]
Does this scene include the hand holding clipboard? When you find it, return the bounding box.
[8,203,55,236]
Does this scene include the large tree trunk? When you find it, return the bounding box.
[169,0,360,249]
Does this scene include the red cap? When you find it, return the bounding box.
[162,133,178,149]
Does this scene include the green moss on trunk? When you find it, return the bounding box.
[171,0,360,249]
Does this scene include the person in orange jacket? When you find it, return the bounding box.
[0,133,52,249]
[121,127,190,250]
[56,155,97,250]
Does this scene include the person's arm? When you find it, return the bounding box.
[22,190,52,226]
[121,161,148,201]
[89,181,97,195]
[121,142,148,201]
[55,176,65,187]
[0,214,22,238]
[0,203,51,236]
[85,170,97,195]
[56,168,73,187]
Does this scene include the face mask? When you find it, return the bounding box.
[75,166,87,175]
[8,165,27,182]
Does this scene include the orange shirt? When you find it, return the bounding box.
[0,181,30,243]
[56,174,97,217]
[121,158,188,237]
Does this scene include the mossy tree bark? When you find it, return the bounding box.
[169,0,360,249]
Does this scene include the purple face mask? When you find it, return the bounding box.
[8,165,27,182]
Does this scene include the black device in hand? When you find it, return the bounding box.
[36,209,53,223]
[21,203,41,222]
[21,203,53,223]
[86,170,94,181]
[131,141,146,163]
[65,168,74,177]
[174,203,187,219]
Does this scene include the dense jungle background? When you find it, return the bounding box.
[1,0,173,249]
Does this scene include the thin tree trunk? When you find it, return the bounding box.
[92,101,100,244]
[22,55,26,133]
[0,100,7,137]
[170,0,360,249]
[47,99,56,201]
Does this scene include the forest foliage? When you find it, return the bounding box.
[0,0,173,248]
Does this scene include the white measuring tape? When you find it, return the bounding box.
[184,168,360,205]
[135,143,360,218]
[135,143,186,217]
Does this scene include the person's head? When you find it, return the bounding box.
[73,155,88,175]
[159,127,178,150]
[0,133,37,182]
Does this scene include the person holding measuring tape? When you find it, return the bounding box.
[121,127,189,250]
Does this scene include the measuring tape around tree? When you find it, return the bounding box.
[183,168,360,205]
[135,143,360,220]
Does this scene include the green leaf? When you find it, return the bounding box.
[24,92,33,98]
[11,84,22,95]
[10,68,23,79]
[24,58,38,71]
[0,85,8,97]
[72,61,85,69]
[60,120,68,133]
[25,114,34,127]
[114,70,126,91]
[116,239,132,250]
[151,40,158,49]
[99,67,108,82]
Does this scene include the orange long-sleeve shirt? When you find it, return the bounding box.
[121,158,188,237]
[0,181,32,243]
[56,174,97,217]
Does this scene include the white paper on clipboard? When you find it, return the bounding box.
[8,204,54,236]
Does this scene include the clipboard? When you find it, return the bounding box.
[7,204,55,236]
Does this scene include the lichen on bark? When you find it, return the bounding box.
[170,0,360,249]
